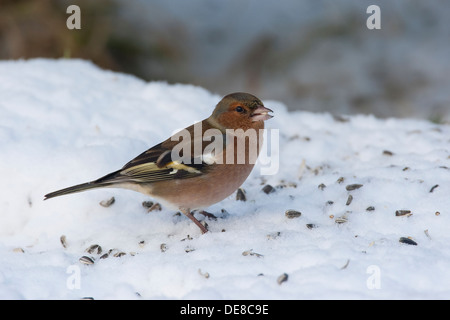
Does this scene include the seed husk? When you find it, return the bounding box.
[318,183,326,190]
[242,249,263,258]
[346,184,363,191]
[306,223,317,229]
[99,197,115,207]
[236,188,246,201]
[366,206,375,211]
[198,269,210,279]
[429,184,439,193]
[285,209,302,219]
[160,243,168,252]
[399,237,417,246]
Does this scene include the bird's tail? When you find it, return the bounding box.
[44,181,112,200]
[44,169,124,200]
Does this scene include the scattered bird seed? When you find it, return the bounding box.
[336,177,345,184]
[138,240,145,248]
[277,273,289,285]
[100,253,109,259]
[326,200,334,205]
[86,244,102,255]
[346,184,363,191]
[306,223,317,229]
[424,229,431,240]
[318,183,326,190]
[242,249,263,258]
[147,202,162,212]
[99,197,115,207]
[335,216,348,224]
[236,188,246,201]
[113,252,126,258]
[13,247,24,253]
[79,256,95,265]
[366,206,375,211]
[402,167,410,171]
[399,237,417,246]
[60,235,67,249]
[142,201,154,209]
[395,210,412,217]
[160,243,168,252]
[346,195,353,206]
[285,209,301,219]
[383,150,394,156]
[429,184,439,193]
[262,184,275,194]
[435,211,440,216]
[198,269,210,279]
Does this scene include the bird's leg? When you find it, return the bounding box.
[180,208,208,234]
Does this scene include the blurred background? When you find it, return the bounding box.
[0,0,449,122]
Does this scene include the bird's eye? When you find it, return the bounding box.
[235,106,244,113]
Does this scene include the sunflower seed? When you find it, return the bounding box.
[147,202,162,212]
[277,273,288,285]
[113,252,126,258]
[346,195,353,206]
[262,184,275,194]
[366,206,375,211]
[142,201,154,209]
[346,184,363,191]
[383,150,394,156]
[395,210,412,217]
[306,223,317,229]
[86,244,102,255]
[138,240,146,248]
[160,243,167,252]
[60,235,68,249]
[99,197,115,207]
[335,215,348,224]
[236,188,246,201]
[399,237,417,246]
[100,253,109,259]
[79,256,95,265]
[318,183,326,190]
[336,177,345,184]
[285,209,302,219]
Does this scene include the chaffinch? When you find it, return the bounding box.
[44,92,273,233]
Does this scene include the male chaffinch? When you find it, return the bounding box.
[44,92,273,233]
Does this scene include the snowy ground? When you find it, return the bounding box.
[0,59,449,299]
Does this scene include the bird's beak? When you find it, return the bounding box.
[251,105,273,122]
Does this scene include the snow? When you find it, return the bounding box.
[1,58,450,299]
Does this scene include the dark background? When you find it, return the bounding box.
[1,0,449,122]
